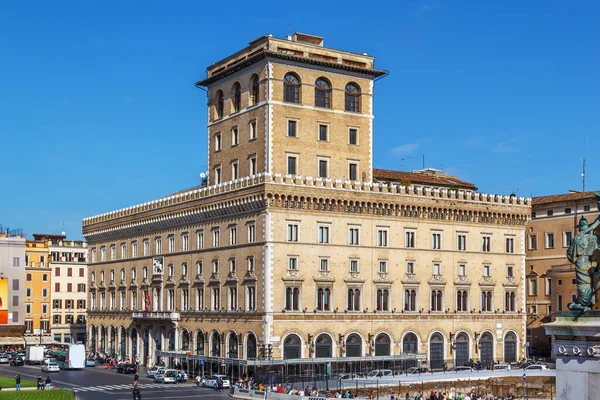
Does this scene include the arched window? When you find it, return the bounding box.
[376,289,389,311]
[403,333,418,354]
[215,90,224,119]
[232,83,241,112]
[246,333,257,359]
[405,289,416,311]
[181,330,190,351]
[315,334,332,358]
[211,331,221,356]
[251,75,259,105]
[285,287,300,311]
[317,288,331,311]
[374,333,391,356]
[456,290,468,311]
[228,332,238,359]
[347,288,361,311]
[315,78,331,108]
[345,334,362,357]
[345,83,360,112]
[196,331,204,355]
[283,334,301,359]
[283,73,300,103]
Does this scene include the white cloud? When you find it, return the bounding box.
[420,1,440,13]
[491,143,519,153]
[390,143,419,156]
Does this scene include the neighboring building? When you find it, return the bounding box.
[47,234,88,344]
[84,33,531,375]
[526,191,596,358]
[24,235,53,345]
[0,227,26,347]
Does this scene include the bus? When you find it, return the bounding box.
[50,344,85,370]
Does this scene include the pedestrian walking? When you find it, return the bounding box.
[133,371,139,386]
[15,374,21,391]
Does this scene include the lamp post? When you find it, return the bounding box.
[526,310,539,360]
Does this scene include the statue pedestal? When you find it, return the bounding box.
[543,311,600,400]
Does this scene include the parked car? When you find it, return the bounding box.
[366,369,393,378]
[407,367,429,375]
[153,369,166,382]
[10,356,24,366]
[147,366,165,379]
[42,362,60,372]
[116,364,137,374]
[452,366,474,372]
[85,358,96,367]
[525,364,548,370]
[494,363,511,371]
[205,374,231,388]
[339,373,363,380]
[156,369,178,384]
[0,355,9,364]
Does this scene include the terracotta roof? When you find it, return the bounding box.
[532,191,597,206]
[372,168,477,190]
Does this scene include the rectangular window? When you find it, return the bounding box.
[406,262,414,274]
[482,236,491,252]
[42,304,48,314]
[249,156,257,175]
[405,230,416,248]
[379,261,387,273]
[287,223,299,242]
[528,234,537,250]
[247,224,256,243]
[26,304,31,314]
[229,258,236,272]
[67,267,72,277]
[215,132,222,151]
[584,205,591,212]
[318,124,328,141]
[168,236,175,253]
[545,232,555,249]
[545,277,552,296]
[377,229,389,247]
[288,257,298,271]
[231,160,239,180]
[155,237,162,255]
[212,288,220,310]
[26,288,31,297]
[350,259,359,273]
[505,237,514,253]
[212,229,220,247]
[13,257,19,267]
[457,234,467,251]
[110,245,116,260]
[247,286,256,311]
[547,210,553,216]
[458,263,466,276]
[131,241,138,258]
[229,226,237,245]
[100,247,106,261]
[143,240,149,256]
[287,156,297,175]
[197,230,204,249]
[249,120,257,140]
[318,225,330,244]
[565,207,572,214]
[433,263,441,276]
[212,259,219,274]
[348,128,358,145]
[483,264,490,277]
[181,233,189,251]
[55,283,60,292]
[287,120,297,137]
[432,232,442,250]
[563,231,573,247]
[42,274,48,282]
[348,162,358,181]
[507,265,514,277]
[121,243,126,259]
[318,159,328,178]
[247,256,254,272]
[320,259,329,272]
[528,278,538,296]
[55,267,60,277]
[91,249,97,263]
[348,226,360,246]
[557,294,563,311]
[214,166,222,184]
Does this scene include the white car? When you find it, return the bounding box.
[525,364,548,370]
[147,367,165,379]
[205,375,230,388]
[156,369,178,384]
[494,363,511,371]
[452,366,474,372]
[0,356,9,364]
[42,362,60,372]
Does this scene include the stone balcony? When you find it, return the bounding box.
[131,311,180,321]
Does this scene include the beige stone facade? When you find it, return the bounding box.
[526,191,598,358]
[84,33,530,372]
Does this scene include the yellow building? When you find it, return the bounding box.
[25,234,54,345]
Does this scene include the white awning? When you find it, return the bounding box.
[24,336,55,346]
[0,337,25,346]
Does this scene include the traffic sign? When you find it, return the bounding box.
[522,373,526,381]
[200,359,204,366]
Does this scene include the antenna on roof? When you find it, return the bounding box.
[422,154,425,169]
[582,158,586,192]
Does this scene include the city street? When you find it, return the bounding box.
[0,364,231,400]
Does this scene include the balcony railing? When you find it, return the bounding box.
[131,311,180,320]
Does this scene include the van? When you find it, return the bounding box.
[366,369,393,378]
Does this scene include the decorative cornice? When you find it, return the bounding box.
[428,275,447,286]
[401,274,421,285]
[282,270,304,283]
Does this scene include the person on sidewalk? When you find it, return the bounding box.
[37,376,44,390]
[45,376,52,390]
[15,374,21,391]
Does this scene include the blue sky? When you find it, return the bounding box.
[1,1,599,240]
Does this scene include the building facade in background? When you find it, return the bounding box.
[84,33,531,375]
[525,191,597,358]
[24,235,53,345]
[48,234,88,344]
[0,227,26,347]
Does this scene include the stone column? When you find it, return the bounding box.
[117,328,122,359]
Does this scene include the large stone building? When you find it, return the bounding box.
[0,227,26,347]
[48,234,88,344]
[25,235,53,344]
[84,33,531,376]
[525,191,597,358]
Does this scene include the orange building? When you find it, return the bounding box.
[24,235,53,345]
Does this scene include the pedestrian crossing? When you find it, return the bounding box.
[73,383,185,393]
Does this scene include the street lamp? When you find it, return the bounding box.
[526,302,539,360]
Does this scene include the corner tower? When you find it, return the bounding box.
[196,33,387,185]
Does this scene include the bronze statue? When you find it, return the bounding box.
[566,192,600,311]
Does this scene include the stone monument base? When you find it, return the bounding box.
[543,311,600,400]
